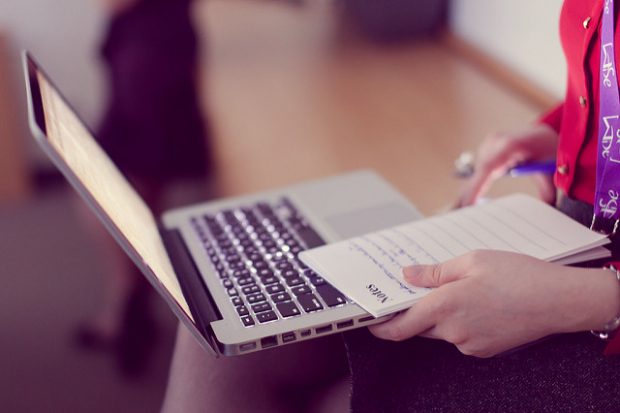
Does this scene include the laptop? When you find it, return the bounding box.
[23,52,422,356]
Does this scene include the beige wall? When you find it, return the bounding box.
[0,0,106,171]
[450,0,566,100]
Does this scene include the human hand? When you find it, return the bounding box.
[455,124,559,208]
[369,250,620,358]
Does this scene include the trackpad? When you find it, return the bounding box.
[325,203,420,239]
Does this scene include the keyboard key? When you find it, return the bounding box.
[222,279,233,289]
[227,288,239,297]
[238,277,254,286]
[271,292,291,303]
[316,285,347,307]
[248,253,263,262]
[214,262,226,275]
[231,296,243,307]
[276,301,301,318]
[256,311,278,324]
[291,285,311,296]
[247,293,266,304]
[282,269,298,279]
[263,240,277,249]
[226,253,241,263]
[258,233,272,242]
[261,275,279,285]
[241,315,255,327]
[276,261,293,271]
[233,269,251,278]
[257,268,274,278]
[281,232,294,242]
[229,261,246,271]
[242,285,261,295]
[298,294,323,312]
[218,239,232,249]
[285,277,305,287]
[240,239,254,249]
[236,305,249,316]
[309,275,326,286]
[251,302,272,313]
[215,233,229,243]
[265,283,285,294]
[253,261,269,270]
[221,247,237,256]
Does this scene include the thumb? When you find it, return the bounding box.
[403,262,463,288]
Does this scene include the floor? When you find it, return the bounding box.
[0,190,178,412]
[0,0,542,411]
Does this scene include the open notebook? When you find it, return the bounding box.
[300,194,611,317]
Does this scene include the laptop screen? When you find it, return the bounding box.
[25,56,192,319]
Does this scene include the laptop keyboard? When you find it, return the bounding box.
[190,198,348,327]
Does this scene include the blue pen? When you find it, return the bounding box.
[508,160,556,177]
[454,152,556,178]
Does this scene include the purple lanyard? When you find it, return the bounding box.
[593,0,620,234]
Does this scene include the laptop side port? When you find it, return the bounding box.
[300,329,311,337]
[239,342,257,352]
[336,319,354,329]
[316,324,333,334]
[282,332,296,343]
[261,335,278,349]
[359,315,375,323]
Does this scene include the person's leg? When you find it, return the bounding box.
[161,325,350,413]
[346,328,620,412]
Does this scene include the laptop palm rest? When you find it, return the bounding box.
[325,203,419,239]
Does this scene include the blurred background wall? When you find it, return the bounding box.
[450,0,565,98]
[0,0,105,202]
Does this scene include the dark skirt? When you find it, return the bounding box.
[345,195,620,412]
[97,0,209,185]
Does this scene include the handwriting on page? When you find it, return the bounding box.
[301,195,610,317]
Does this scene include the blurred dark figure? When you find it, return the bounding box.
[339,0,447,42]
[76,0,211,377]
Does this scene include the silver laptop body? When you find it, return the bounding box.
[24,52,422,356]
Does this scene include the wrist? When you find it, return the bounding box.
[573,267,620,334]
[590,266,620,339]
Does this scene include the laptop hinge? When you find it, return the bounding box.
[159,226,224,355]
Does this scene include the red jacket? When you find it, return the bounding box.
[541,0,620,354]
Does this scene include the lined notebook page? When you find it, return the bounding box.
[300,194,610,317]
